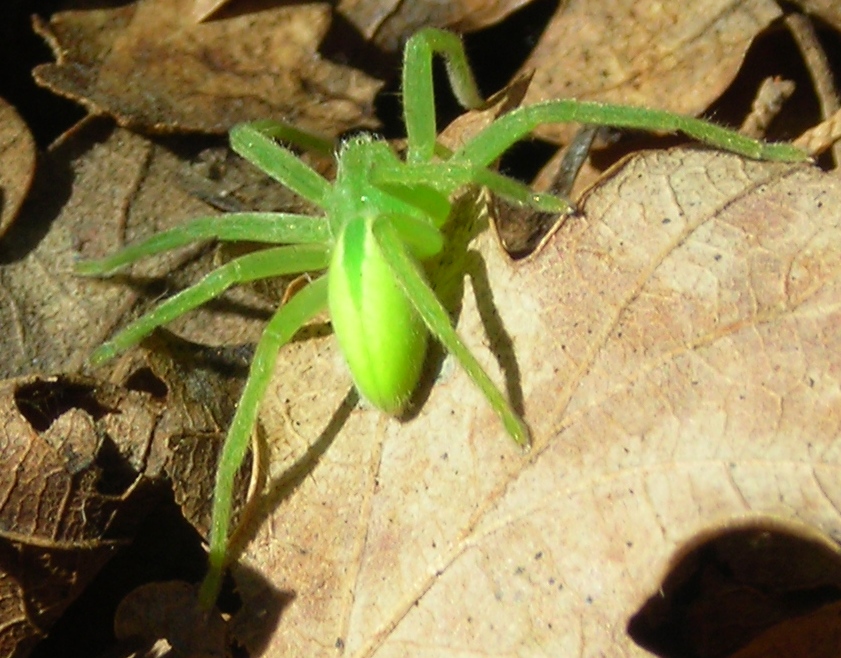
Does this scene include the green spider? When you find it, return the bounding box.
[76,28,809,607]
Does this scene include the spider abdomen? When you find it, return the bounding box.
[328,215,428,414]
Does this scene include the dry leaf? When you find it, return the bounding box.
[0,374,166,657]
[339,0,534,49]
[798,0,841,30]
[731,600,841,658]
[519,0,787,144]
[121,333,254,537]
[191,0,232,23]
[32,0,381,135]
[631,522,841,656]
[114,581,228,657]
[22,116,832,657]
[6,3,837,655]
[204,149,840,656]
[0,99,36,241]
[0,117,275,380]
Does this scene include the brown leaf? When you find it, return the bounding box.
[519,0,786,144]
[731,600,841,658]
[0,118,272,380]
[114,581,228,657]
[339,0,534,49]
[117,333,253,537]
[0,117,261,655]
[191,0,233,23]
[32,0,381,135]
[0,374,165,657]
[630,522,841,656]
[216,150,841,655]
[798,0,841,31]
[0,99,36,241]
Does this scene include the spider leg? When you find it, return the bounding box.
[230,123,333,208]
[199,274,329,608]
[452,100,810,169]
[402,28,484,164]
[473,169,574,215]
[243,119,336,157]
[89,244,331,365]
[372,160,572,216]
[76,212,330,276]
[372,218,529,446]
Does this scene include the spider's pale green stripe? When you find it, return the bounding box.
[341,218,366,309]
[75,213,331,276]
[230,124,331,208]
[454,100,811,168]
[199,275,330,608]
[90,244,331,365]
[372,218,529,445]
[328,217,427,413]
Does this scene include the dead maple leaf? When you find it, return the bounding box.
[32,0,381,135]
[210,149,841,656]
[8,113,836,657]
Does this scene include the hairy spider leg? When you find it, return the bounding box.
[76,122,336,279]
[75,212,330,276]
[243,119,336,157]
[229,123,333,208]
[452,100,810,169]
[371,160,573,215]
[199,275,330,607]
[357,29,535,441]
[88,244,331,365]
[402,28,484,164]
[372,218,530,444]
[399,29,577,215]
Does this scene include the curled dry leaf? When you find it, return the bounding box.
[0,374,165,658]
[519,0,788,144]
[32,0,381,135]
[339,0,533,49]
[218,150,841,656]
[0,99,36,241]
